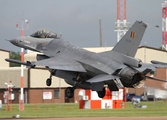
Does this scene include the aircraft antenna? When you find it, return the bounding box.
[162,1,167,51]
[115,0,130,42]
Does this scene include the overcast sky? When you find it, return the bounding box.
[0,0,166,52]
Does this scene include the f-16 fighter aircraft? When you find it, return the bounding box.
[5,21,167,98]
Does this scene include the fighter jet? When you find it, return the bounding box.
[5,21,167,98]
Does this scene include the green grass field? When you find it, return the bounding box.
[0,101,167,118]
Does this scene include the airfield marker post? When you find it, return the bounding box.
[9,81,13,111]
[5,85,9,111]
[16,18,29,111]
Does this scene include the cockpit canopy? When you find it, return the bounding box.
[30,29,59,38]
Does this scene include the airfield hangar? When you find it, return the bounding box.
[0,46,167,104]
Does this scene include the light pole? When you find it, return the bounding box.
[16,18,29,111]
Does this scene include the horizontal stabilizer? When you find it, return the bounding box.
[151,60,167,65]
[146,76,167,82]
[150,60,167,68]
[87,74,120,83]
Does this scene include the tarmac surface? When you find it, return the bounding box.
[4,117,167,120]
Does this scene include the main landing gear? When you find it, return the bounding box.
[64,87,106,99]
[65,87,74,98]
[46,70,54,86]
[45,73,75,98]
[97,87,106,98]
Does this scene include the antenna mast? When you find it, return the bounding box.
[99,18,102,47]
[115,0,130,42]
[162,1,167,50]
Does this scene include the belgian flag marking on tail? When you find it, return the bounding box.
[131,32,135,38]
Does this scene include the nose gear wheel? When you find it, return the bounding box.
[46,78,52,86]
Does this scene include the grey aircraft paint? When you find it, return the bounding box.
[6,21,167,98]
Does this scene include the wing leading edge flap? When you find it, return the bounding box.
[87,74,120,83]
[34,57,86,72]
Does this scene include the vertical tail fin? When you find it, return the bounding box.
[112,21,147,57]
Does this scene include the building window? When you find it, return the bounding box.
[54,89,60,98]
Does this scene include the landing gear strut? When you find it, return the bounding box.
[65,87,74,98]
[97,87,106,98]
[46,73,52,86]
[46,70,55,86]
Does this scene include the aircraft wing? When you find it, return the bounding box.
[5,57,86,72]
[34,57,87,72]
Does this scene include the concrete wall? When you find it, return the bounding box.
[136,46,167,63]
[84,47,112,53]
[0,49,9,67]
[0,67,28,89]
[28,88,80,103]
[29,69,70,88]
[24,52,39,61]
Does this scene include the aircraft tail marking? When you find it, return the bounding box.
[131,31,135,38]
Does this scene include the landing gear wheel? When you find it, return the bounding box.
[65,87,74,98]
[97,87,106,98]
[46,78,52,86]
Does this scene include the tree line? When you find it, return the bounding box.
[9,51,21,67]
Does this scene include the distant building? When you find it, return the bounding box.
[0,49,10,67]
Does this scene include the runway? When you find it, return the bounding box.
[4,117,167,120]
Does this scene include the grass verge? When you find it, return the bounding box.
[0,101,167,118]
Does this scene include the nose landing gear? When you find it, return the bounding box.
[46,78,52,86]
[46,70,55,86]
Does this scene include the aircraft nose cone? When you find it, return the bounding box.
[9,39,18,45]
